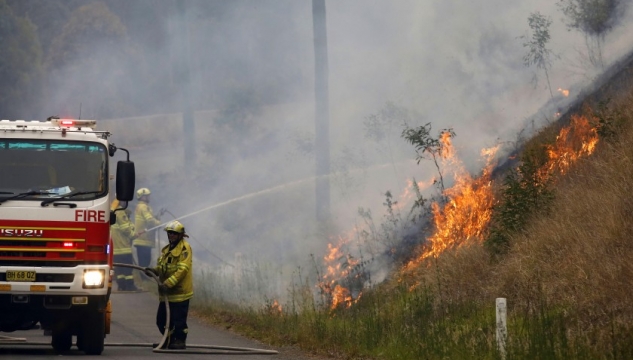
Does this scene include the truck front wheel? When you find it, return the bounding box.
[51,328,72,353]
[79,311,105,355]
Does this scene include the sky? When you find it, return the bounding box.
[84,0,633,302]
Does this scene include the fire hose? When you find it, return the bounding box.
[1,264,278,355]
[112,263,278,355]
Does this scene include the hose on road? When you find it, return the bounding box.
[114,263,171,351]
[113,263,278,355]
[0,339,279,355]
[1,264,277,355]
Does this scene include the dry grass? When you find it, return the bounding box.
[188,71,633,359]
[401,88,633,356]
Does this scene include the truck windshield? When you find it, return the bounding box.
[0,139,107,200]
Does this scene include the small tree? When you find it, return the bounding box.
[401,123,456,199]
[557,0,625,69]
[522,12,556,100]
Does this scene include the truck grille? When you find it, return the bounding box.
[0,273,74,282]
[0,251,47,257]
[0,260,83,267]
[0,239,83,261]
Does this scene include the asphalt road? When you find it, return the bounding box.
[0,290,314,360]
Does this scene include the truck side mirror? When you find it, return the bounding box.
[109,211,117,225]
[116,161,135,202]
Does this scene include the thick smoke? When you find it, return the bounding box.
[21,0,633,302]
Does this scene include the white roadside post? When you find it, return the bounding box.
[496,298,507,360]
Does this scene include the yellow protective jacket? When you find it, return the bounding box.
[152,239,194,302]
[133,200,160,248]
[111,209,135,255]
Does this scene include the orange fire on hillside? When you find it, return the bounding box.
[541,114,598,178]
[319,113,600,305]
[403,113,599,275]
[404,144,499,269]
[265,299,283,315]
[558,88,570,97]
[318,235,363,309]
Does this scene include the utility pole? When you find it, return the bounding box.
[312,0,330,224]
[176,0,196,166]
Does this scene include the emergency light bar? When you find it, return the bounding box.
[51,118,97,129]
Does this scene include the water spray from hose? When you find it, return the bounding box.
[143,160,405,234]
[143,175,317,233]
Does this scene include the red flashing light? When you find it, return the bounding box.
[63,242,74,248]
[50,118,97,129]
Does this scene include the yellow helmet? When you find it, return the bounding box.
[164,220,188,237]
[136,187,151,200]
[110,199,119,211]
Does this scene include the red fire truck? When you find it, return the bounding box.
[0,117,135,355]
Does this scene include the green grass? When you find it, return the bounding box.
[193,267,633,359]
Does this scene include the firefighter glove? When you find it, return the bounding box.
[158,283,169,293]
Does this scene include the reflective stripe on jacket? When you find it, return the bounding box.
[153,239,194,302]
[133,200,160,248]
[111,210,135,255]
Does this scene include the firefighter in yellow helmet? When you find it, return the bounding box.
[110,199,138,291]
[134,188,163,269]
[144,220,193,350]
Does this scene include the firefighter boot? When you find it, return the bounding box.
[116,278,126,291]
[152,338,169,349]
[124,279,139,292]
[168,338,186,350]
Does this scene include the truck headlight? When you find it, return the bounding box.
[83,269,105,288]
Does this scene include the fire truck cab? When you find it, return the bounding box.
[0,118,135,355]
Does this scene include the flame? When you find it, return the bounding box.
[404,145,499,268]
[558,88,570,97]
[331,285,352,309]
[539,114,598,182]
[318,234,363,309]
[265,299,283,315]
[323,113,599,301]
[404,114,599,277]
[319,177,434,309]
[439,130,456,160]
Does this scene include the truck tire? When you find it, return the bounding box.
[80,311,106,355]
[76,334,84,351]
[51,329,72,353]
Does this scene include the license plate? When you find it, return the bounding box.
[6,270,36,282]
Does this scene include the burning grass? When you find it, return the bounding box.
[391,89,633,358]
[193,87,633,359]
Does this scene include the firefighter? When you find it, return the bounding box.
[144,220,193,350]
[133,188,163,269]
[110,199,138,291]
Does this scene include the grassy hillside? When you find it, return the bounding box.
[189,64,633,359]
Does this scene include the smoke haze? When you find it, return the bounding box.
[12,0,633,301]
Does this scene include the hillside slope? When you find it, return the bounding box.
[194,51,633,360]
[389,54,633,359]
